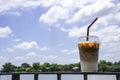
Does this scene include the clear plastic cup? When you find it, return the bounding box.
[78,36,100,72]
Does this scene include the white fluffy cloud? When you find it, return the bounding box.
[60,26,87,37]
[40,6,69,25]
[1,0,119,26]
[61,49,69,53]
[0,0,56,12]
[39,0,120,25]
[39,0,82,25]
[6,48,14,52]
[0,55,5,68]
[101,52,120,62]
[12,51,78,65]
[5,41,50,52]
[61,49,78,54]
[67,0,117,23]
[0,27,12,38]
[39,47,50,51]
[14,41,39,50]
[26,52,37,57]
[14,56,27,61]
[13,52,38,65]
[0,55,4,61]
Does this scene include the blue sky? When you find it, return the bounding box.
[0,0,120,67]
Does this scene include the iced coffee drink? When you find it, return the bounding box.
[77,17,99,72]
[78,36,99,72]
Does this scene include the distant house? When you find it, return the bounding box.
[72,67,80,72]
[25,67,30,72]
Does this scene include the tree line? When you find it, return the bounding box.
[0,60,120,72]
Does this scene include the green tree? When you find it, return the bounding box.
[43,62,50,67]
[18,67,26,72]
[63,64,71,71]
[32,62,41,72]
[106,61,113,71]
[107,61,113,66]
[1,60,120,72]
[20,63,31,72]
[98,60,113,72]
[41,62,51,72]
[41,65,47,72]
[15,66,25,72]
[21,63,30,68]
[57,64,64,71]
[112,61,120,71]
[98,60,107,72]
[2,62,16,72]
[50,63,58,71]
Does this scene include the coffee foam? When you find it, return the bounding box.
[78,41,99,48]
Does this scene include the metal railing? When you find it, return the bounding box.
[0,72,120,80]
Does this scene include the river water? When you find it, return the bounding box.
[0,74,116,80]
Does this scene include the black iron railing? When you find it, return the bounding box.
[0,72,120,80]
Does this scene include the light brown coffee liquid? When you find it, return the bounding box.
[78,42,99,62]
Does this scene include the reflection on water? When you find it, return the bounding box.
[39,74,57,80]
[88,75,116,80]
[0,75,11,80]
[0,74,117,80]
[20,74,34,80]
[62,74,83,80]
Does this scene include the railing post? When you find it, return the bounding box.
[57,73,61,80]
[84,73,87,80]
[34,74,38,80]
[12,74,20,80]
[116,75,120,80]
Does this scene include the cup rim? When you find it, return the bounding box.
[78,35,100,43]
[78,35,99,38]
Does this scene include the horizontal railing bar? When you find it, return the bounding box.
[0,72,120,75]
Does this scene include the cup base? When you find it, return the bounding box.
[80,61,98,72]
